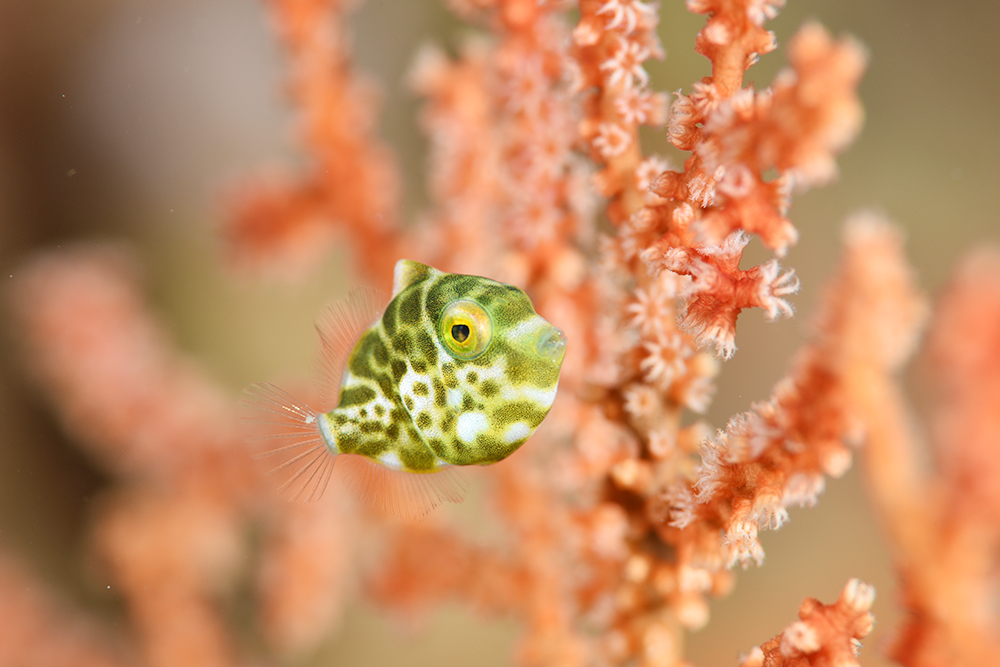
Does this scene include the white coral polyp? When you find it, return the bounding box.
[597,0,658,35]
[840,578,876,614]
[593,122,632,158]
[757,260,798,320]
[783,472,825,507]
[701,322,738,359]
[781,620,820,655]
[724,520,764,567]
[753,500,789,531]
[821,445,852,477]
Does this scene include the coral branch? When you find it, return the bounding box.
[697,23,867,190]
[369,522,529,618]
[11,1,990,666]
[672,215,927,567]
[924,248,1000,530]
[688,0,783,96]
[255,498,357,654]
[740,579,876,667]
[0,552,128,667]
[11,245,359,662]
[223,0,401,281]
[12,245,241,481]
[667,21,866,253]
[864,247,1000,667]
[643,231,799,358]
[93,490,242,667]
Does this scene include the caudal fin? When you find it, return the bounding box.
[241,381,468,519]
[240,382,335,502]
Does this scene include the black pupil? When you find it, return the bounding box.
[451,323,471,343]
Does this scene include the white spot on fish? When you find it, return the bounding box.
[400,368,433,414]
[456,412,488,444]
[518,384,559,407]
[504,314,549,341]
[475,358,509,397]
[504,422,531,444]
[369,394,394,424]
[447,387,463,410]
[380,451,403,470]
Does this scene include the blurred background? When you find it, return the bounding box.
[0,0,997,665]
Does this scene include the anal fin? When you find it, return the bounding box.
[334,455,467,521]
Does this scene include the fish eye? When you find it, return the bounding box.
[451,323,470,343]
[439,300,491,359]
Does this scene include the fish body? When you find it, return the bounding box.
[244,259,566,519]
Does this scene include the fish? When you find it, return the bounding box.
[242,259,567,520]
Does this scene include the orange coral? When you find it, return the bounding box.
[10,245,360,665]
[0,553,127,667]
[670,215,927,568]
[740,579,876,667]
[863,247,1000,667]
[6,0,1000,666]
[368,2,876,666]
[223,0,401,282]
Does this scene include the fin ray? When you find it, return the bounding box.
[240,382,335,502]
[240,383,466,512]
[276,445,334,502]
[334,454,467,521]
[314,286,388,409]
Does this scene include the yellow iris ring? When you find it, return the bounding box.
[439,299,492,360]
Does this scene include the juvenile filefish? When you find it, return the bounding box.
[243,259,567,520]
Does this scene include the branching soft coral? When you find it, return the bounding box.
[649,231,799,358]
[10,0,998,666]
[223,0,401,280]
[862,247,1000,667]
[695,23,867,190]
[632,18,865,358]
[664,13,865,253]
[0,553,128,667]
[370,2,872,666]
[670,215,927,567]
[740,579,876,667]
[11,245,360,664]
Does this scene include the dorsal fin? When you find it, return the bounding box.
[314,285,388,410]
[392,259,438,297]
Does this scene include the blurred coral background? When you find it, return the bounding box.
[0,1,997,666]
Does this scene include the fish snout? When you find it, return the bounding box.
[536,325,567,364]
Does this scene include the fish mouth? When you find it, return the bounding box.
[536,325,567,364]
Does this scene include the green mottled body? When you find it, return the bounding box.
[319,260,565,473]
